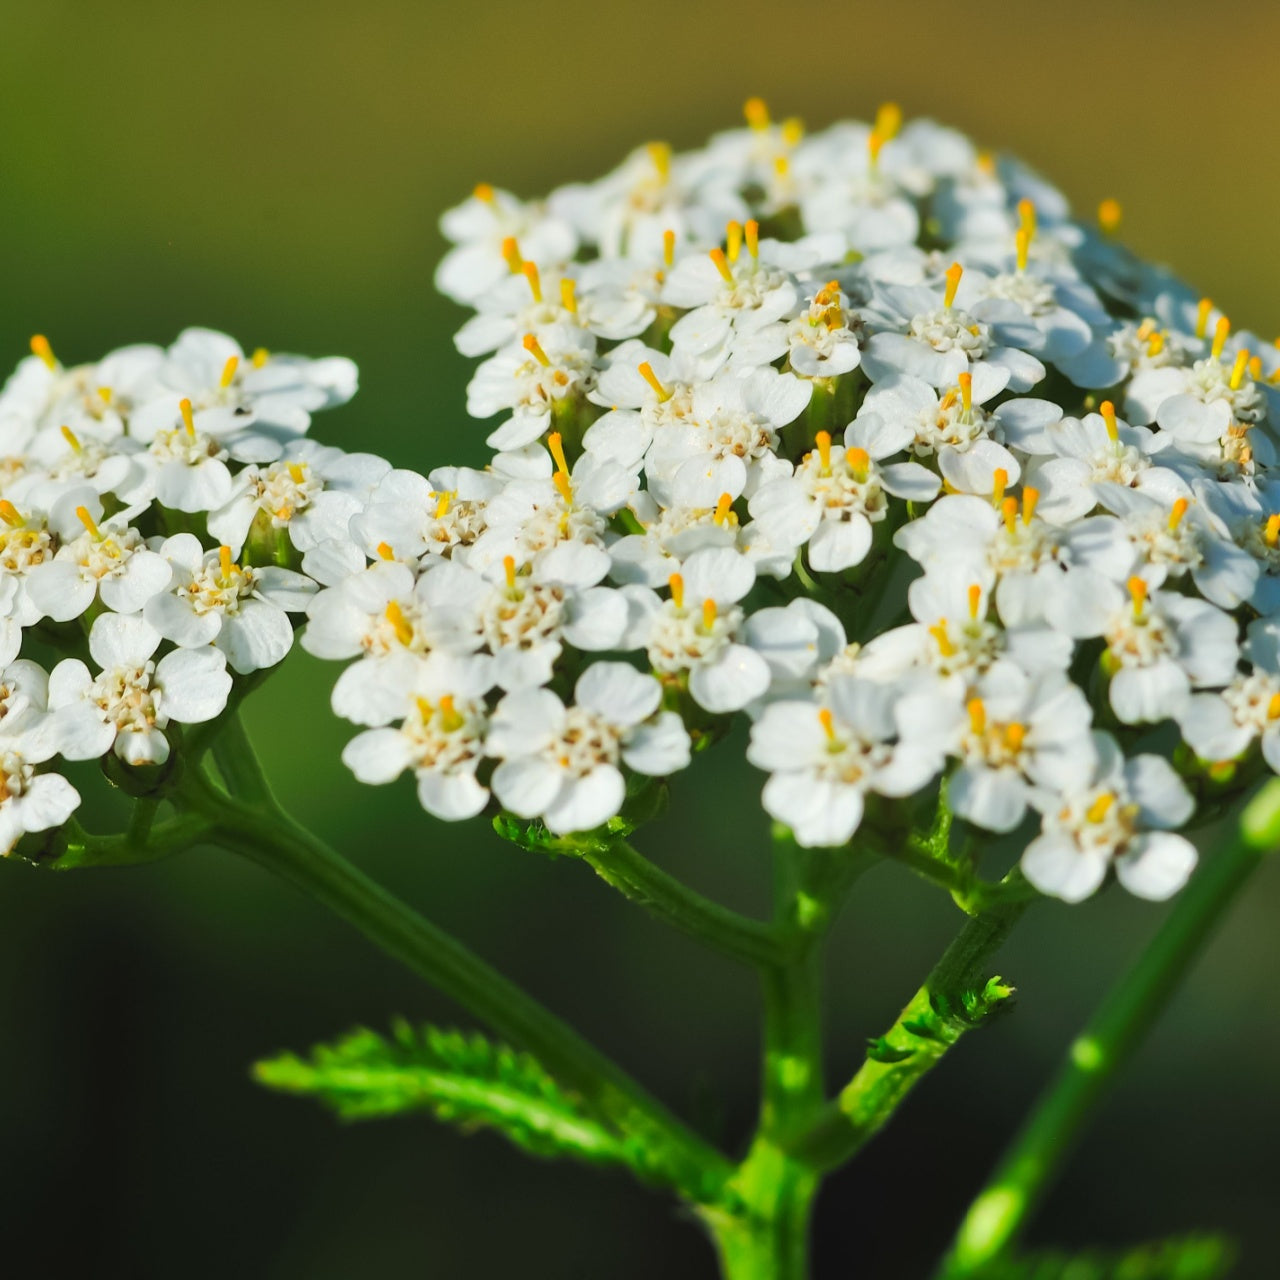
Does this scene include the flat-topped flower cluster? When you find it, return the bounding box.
[4,101,1279,903]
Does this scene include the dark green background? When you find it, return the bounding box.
[2,3,1278,1276]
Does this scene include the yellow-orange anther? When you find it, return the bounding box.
[992,467,1009,507]
[1196,298,1213,340]
[1022,487,1039,524]
[1229,349,1249,391]
[504,555,518,590]
[1100,400,1119,441]
[968,583,982,619]
[773,154,790,179]
[61,425,82,452]
[1017,198,1037,240]
[0,501,20,527]
[287,462,306,485]
[220,355,239,388]
[1086,792,1115,823]
[219,545,233,581]
[637,361,672,402]
[385,600,413,646]
[75,505,101,539]
[875,101,902,141]
[1266,514,1280,548]
[1168,497,1189,531]
[522,334,551,367]
[744,97,769,130]
[1269,692,1280,720]
[552,471,572,503]
[1128,575,1148,614]
[815,430,833,472]
[1211,315,1231,361]
[1147,331,1165,357]
[434,491,452,519]
[179,398,196,436]
[669,572,685,610]
[846,446,870,481]
[709,247,735,284]
[30,334,56,370]
[702,598,717,631]
[521,261,542,302]
[547,431,569,476]
[1005,722,1027,753]
[745,219,759,259]
[647,141,671,180]
[1250,356,1263,381]
[1097,198,1122,235]
[473,182,495,203]
[662,229,676,268]
[959,371,973,414]
[560,278,577,314]
[818,707,837,740]
[1002,495,1018,534]
[782,117,804,146]
[501,237,523,273]
[929,621,956,657]
[376,541,395,560]
[1015,227,1030,273]
[416,695,433,722]
[97,386,113,403]
[977,150,996,177]
[943,262,963,309]
[868,130,887,166]
[713,492,734,526]
[251,347,269,369]
[967,698,986,735]
[726,221,744,264]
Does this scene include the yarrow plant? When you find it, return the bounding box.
[5,98,1280,1278]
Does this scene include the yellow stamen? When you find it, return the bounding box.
[874,101,902,142]
[1249,355,1262,381]
[967,583,982,619]
[1147,331,1165,357]
[560,278,577,314]
[1015,227,1030,274]
[552,471,572,504]
[815,430,832,472]
[434,491,452,520]
[668,572,684,610]
[75,505,101,539]
[179,398,196,436]
[1086,792,1115,823]
[943,262,963,309]
[1196,298,1213,340]
[637,361,672,403]
[0,501,20,527]
[415,695,433,722]
[501,237,523,273]
[521,261,542,302]
[522,334,551,367]
[1168,497,1189,531]
[30,334,56,370]
[977,150,996,177]
[868,130,887,167]
[709,247,735,285]
[1211,315,1230,362]
[504,555,517,591]
[97,386,112,403]
[726,221,743,264]
[958,371,973,414]
[847,446,870,482]
[61,425,82,452]
[1265,514,1280,548]
[992,468,1009,507]
[1005,723,1026,753]
[547,431,569,476]
[1022,487,1039,524]
[437,694,461,731]
[287,462,305,485]
[663,229,676,268]
[713,492,734,526]
[1097,198,1122,235]
[744,97,769,131]
[781,117,804,147]
[702,599,717,631]
[473,182,495,203]
[1229,349,1249,391]
[967,698,986,735]
[384,600,413,646]
[220,355,239,388]
[1017,198,1037,240]
[1002,495,1018,534]
[647,141,671,180]
[745,219,759,260]
[938,390,959,414]
[376,541,395,560]
[1100,400,1119,442]
[1268,692,1280,720]
[818,707,837,740]
[1128,575,1148,614]
[219,545,233,581]
[251,347,269,369]
[929,621,955,657]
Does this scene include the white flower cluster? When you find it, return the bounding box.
[8,101,1280,906]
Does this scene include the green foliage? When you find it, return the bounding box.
[955,1233,1235,1280]
[253,1021,706,1195]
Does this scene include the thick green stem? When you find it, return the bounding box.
[940,784,1280,1276]
[182,772,735,1206]
[211,709,272,804]
[789,887,1027,1171]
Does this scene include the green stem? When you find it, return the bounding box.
[789,886,1027,1171]
[181,770,735,1206]
[210,708,272,804]
[940,784,1280,1276]
[580,838,786,968]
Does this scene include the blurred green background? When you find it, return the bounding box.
[2,2,1279,1276]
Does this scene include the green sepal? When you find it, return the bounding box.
[864,1035,915,1065]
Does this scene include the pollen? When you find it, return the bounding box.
[1147,331,1165,357]
[1269,692,1280,720]
[846,446,870,482]
[744,97,770,131]
[1229,349,1249,391]
[179,398,196,436]
[30,334,56,370]
[967,697,986,734]
[929,621,956,657]
[967,583,982,619]
[782,117,804,147]
[1267,514,1280,548]
[1086,791,1115,823]
[701,598,717,630]
[745,219,759,260]
[1002,495,1018,534]
[943,262,963,309]
[61,425,82,452]
[1127,575,1148,614]
[376,541,395,560]
[1022,487,1039,524]
[1015,227,1030,274]
[1211,315,1231,362]
[1097,198,1122,235]
[559,277,577,314]
[709,247,735,285]
[668,572,685,610]
[385,600,414,646]
[815,430,833,473]
[959,371,973,414]
[287,462,306,485]
[547,431,570,475]
[875,101,902,142]
[501,237,523,273]
[220,355,239,388]
[434,491,452,520]
[219,545,234,582]
[1195,298,1213,341]
[521,261,542,302]
[251,347,270,369]
[726,221,744,264]
[637,361,672,403]
[868,129,887,167]
[473,182,495,203]
[1168,497,1189,531]
[818,706,837,740]
[0,501,21,527]
[713,492,734,526]
[503,555,518,591]
[1005,722,1027,753]
[1100,400,1119,442]
[992,467,1009,507]
[663,229,676,268]
[75,505,101,539]
[522,334,551,367]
